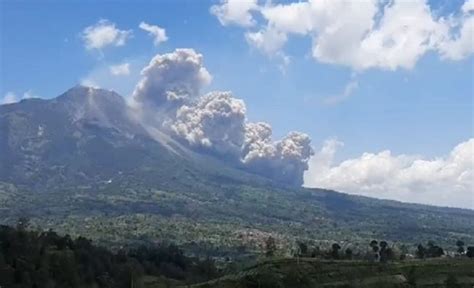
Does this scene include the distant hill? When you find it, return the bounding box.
[1,86,473,255]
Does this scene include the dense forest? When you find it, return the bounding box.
[0,220,219,288]
[1,219,473,288]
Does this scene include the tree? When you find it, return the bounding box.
[297,242,308,257]
[456,240,465,255]
[265,236,277,258]
[0,224,221,287]
[369,240,379,261]
[431,246,444,258]
[379,241,395,262]
[380,248,395,262]
[426,241,444,258]
[416,244,426,259]
[344,248,353,260]
[330,243,341,259]
[466,246,474,258]
[370,240,378,251]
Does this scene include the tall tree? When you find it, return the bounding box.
[466,246,474,258]
[456,240,465,255]
[331,243,341,259]
[416,244,426,259]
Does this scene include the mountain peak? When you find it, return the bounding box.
[57,85,124,104]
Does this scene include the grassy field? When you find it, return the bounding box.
[148,258,474,288]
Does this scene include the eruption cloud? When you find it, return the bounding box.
[132,49,212,110]
[131,49,313,186]
[169,91,247,158]
[243,122,314,186]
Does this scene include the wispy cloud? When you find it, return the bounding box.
[82,19,132,50]
[1,90,40,104]
[1,92,18,104]
[109,63,131,76]
[80,59,143,96]
[139,22,168,46]
[323,79,359,105]
[210,0,258,27]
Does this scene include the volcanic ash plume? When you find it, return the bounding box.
[131,48,313,186]
[132,48,212,110]
[169,91,247,158]
[243,122,314,186]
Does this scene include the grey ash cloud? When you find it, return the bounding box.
[132,49,212,111]
[169,91,247,159]
[243,122,314,186]
[131,48,313,186]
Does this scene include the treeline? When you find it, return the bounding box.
[0,221,219,288]
[264,236,474,262]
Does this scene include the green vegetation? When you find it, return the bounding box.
[189,258,474,288]
[2,223,473,288]
[1,90,474,288]
[1,91,474,259]
[1,179,473,259]
[0,223,219,288]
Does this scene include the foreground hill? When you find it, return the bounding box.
[181,258,474,288]
[0,86,473,255]
[3,224,472,288]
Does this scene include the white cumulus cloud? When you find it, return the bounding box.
[304,139,474,209]
[437,4,474,61]
[463,0,474,13]
[353,0,447,70]
[210,0,258,27]
[212,0,474,70]
[82,19,132,50]
[139,21,168,46]
[245,26,288,55]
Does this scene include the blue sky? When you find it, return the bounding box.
[1,0,473,207]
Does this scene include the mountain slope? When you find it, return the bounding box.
[0,86,272,191]
[0,86,473,255]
